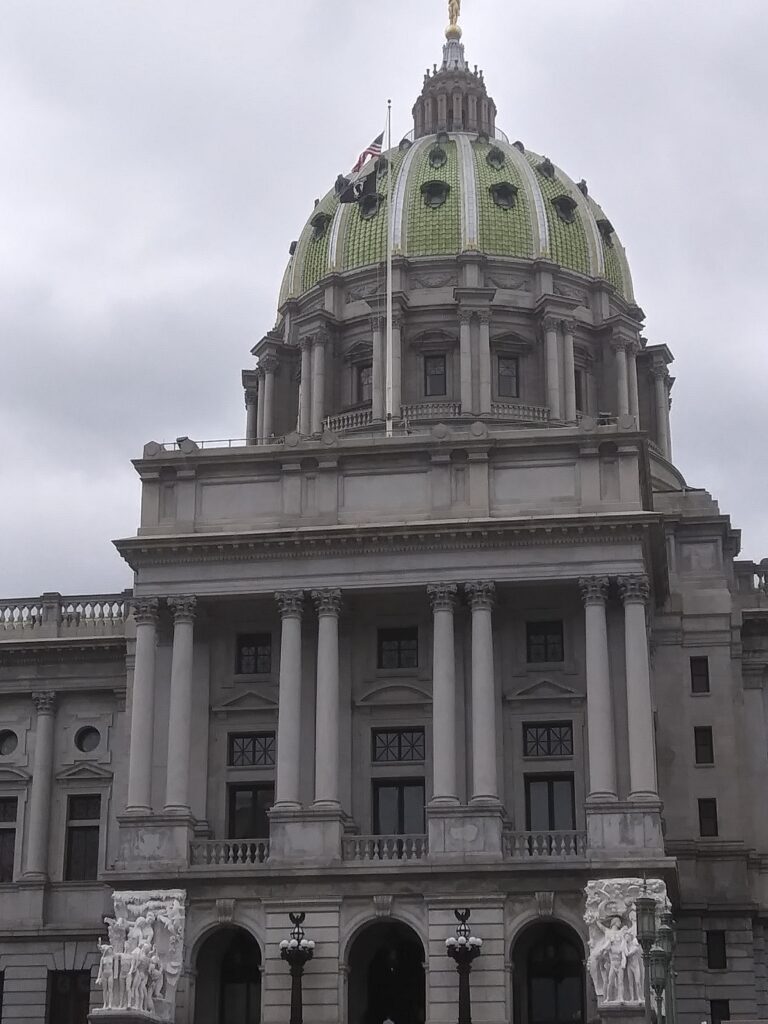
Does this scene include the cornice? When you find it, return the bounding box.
[0,636,127,666]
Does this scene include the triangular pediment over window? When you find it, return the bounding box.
[212,689,279,716]
[509,678,580,700]
[0,765,31,784]
[56,762,114,783]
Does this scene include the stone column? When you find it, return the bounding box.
[256,369,266,443]
[274,591,305,808]
[478,311,492,415]
[261,356,278,439]
[613,339,630,417]
[618,574,658,800]
[371,316,385,421]
[23,692,56,879]
[312,589,342,808]
[299,337,313,435]
[563,320,577,422]
[245,388,259,443]
[543,317,562,419]
[311,334,327,434]
[459,309,473,415]
[427,583,459,805]
[579,577,617,799]
[466,581,499,803]
[627,342,640,423]
[390,315,403,423]
[164,596,197,815]
[126,598,159,814]
[653,365,671,459]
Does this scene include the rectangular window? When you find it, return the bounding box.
[357,364,373,404]
[575,369,585,413]
[498,355,519,399]
[706,930,727,969]
[691,656,710,694]
[228,784,274,839]
[710,1000,730,1024]
[525,775,575,831]
[0,797,17,884]
[377,627,418,670]
[695,726,714,765]
[372,728,425,763]
[698,798,719,837]
[373,779,425,835]
[47,970,91,1024]
[523,722,574,757]
[526,621,564,663]
[64,795,101,882]
[228,733,276,768]
[424,355,447,397]
[236,633,272,675]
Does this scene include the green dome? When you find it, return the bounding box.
[279,133,634,307]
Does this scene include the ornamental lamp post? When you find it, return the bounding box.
[657,913,677,1024]
[279,912,315,1024]
[649,943,670,1024]
[636,893,658,1024]
[446,909,482,1024]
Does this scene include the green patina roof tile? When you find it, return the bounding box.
[473,142,534,258]
[405,141,461,257]
[300,188,341,292]
[525,151,591,278]
[342,148,407,272]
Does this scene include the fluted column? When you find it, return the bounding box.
[627,342,640,423]
[299,337,312,435]
[563,320,577,422]
[618,574,658,800]
[653,365,671,459]
[466,581,499,803]
[459,310,473,415]
[23,692,56,879]
[256,369,266,443]
[311,334,327,434]
[613,339,630,416]
[543,317,562,419]
[126,598,159,814]
[371,316,385,421]
[427,584,459,805]
[274,591,304,808]
[245,387,259,444]
[311,589,342,808]
[478,311,492,415]
[390,314,403,423]
[261,357,278,439]
[579,577,617,799]
[164,596,197,815]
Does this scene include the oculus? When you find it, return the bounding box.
[552,194,578,224]
[75,726,101,753]
[428,145,448,168]
[359,193,384,220]
[490,182,518,209]
[537,156,556,179]
[0,730,17,756]
[310,212,331,240]
[597,217,615,246]
[486,145,506,170]
[421,180,451,208]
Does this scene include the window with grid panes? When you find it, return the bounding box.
[526,621,564,663]
[228,732,276,768]
[0,797,17,883]
[698,798,719,837]
[707,930,727,969]
[236,633,272,675]
[377,627,418,669]
[228,784,274,839]
[498,355,519,398]
[523,722,573,757]
[64,794,101,881]
[691,656,711,693]
[357,364,373,404]
[424,355,447,397]
[710,1000,730,1024]
[525,775,575,831]
[372,728,425,763]
[695,726,714,765]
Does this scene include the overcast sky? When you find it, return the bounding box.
[1,0,766,597]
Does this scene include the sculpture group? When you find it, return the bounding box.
[95,890,186,1021]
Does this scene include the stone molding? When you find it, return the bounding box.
[651,363,670,382]
[167,596,196,624]
[426,582,458,612]
[458,309,473,326]
[477,310,491,325]
[311,588,342,616]
[260,355,279,375]
[578,575,609,606]
[561,319,577,336]
[541,316,560,334]
[32,691,56,714]
[617,574,649,605]
[275,590,305,618]
[131,598,159,626]
[465,580,495,609]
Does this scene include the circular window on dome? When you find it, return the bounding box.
[358,194,383,221]
[75,726,101,753]
[552,194,578,224]
[537,156,556,180]
[421,180,450,209]
[490,182,518,210]
[399,137,412,152]
[0,730,18,757]
[597,217,615,247]
[486,146,506,171]
[310,212,331,240]
[375,155,389,177]
[428,145,447,169]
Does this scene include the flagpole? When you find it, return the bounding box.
[385,98,394,438]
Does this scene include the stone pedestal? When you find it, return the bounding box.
[597,1004,647,1024]
[586,799,664,857]
[116,814,196,871]
[90,1013,162,1023]
[427,804,504,858]
[268,807,349,864]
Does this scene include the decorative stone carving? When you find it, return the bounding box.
[244,387,259,408]
[617,574,650,605]
[167,596,196,624]
[427,582,458,612]
[311,588,343,617]
[260,355,279,375]
[373,894,393,917]
[584,878,669,1008]
[131,598,159,626]
[579,576,609,606]
[31,691,56,715]
[345,282,381,304]
[95,889,186,1021]
[216,898,236,924]
[465,581,495,609]
[535,890,555,917]
[412,272,456,289]
[488,274,530,291]
[275,591,305,618]
[541,316,560,335]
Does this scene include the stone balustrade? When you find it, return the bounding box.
[490,401,550,423]
[342,834,428,862]
[324,409,374,433]
[0,592,131,638]
[401,401,462,421]
[502,830,587,860]
[190,839,270,867]
[735,559,768,596]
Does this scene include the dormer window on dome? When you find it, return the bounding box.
[421,180,451,209]
[552,195,577,224]
[537,157,556,180]
[311,212,331,240]
[359,193,383,220]
[429,145,448,169]
[375,156,389,177]
[486,146,506,170]
[490,182,518,209]
[597,218,615,246]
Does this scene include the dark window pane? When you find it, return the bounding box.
[65,826,99,881]
[526,776,575,831]
[498,356,519,398]
[0,798,17,824]
[695,726,714,765]
[402,783,425,834]
[575,370,585,413]
[552,781,575,830]
[530,977,557,1023]
[527,622,564,663]
[711,1000,730,1024]
[358,364,373,404]
[707,930,727,969]
[691,656,711,693]
[424,355,447,397]
[68,795,101,822]
[699,798,719,837]
[236,633,272,675]
[48,970,91,1024]
[373,780,425,835]
[377,628,418,669]
[527,780,551,831]
[523,722,573,757]
[374,784,399,835]
[0,830,15,882]
[372,729,425,763]
[228,785,274,839]
[228,733,276,768]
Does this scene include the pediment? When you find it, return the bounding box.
[508,678,581,700]
[345,340,373,362]
[56,762,113,782]
[356,680,432,708]
[0,765,31,784]
[410,329,457,349]
[492,331,532,353]
[212,689,279,716]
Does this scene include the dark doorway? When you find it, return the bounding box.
[348,920,426,1024]
[512,923,585,1024]
[194,927,262,1024]
[47,971,90,1024]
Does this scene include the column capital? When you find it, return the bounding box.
[458,308,474,326]
[427,582,458,612]
[275,590,305,619]
[299,335,313,352]
[244,387,259,408]
[541,315,560,335]
[131,597,159,626]
[311,589,342,617]
[465,581,496,610]
[369,315,384,333]
[562,319,578,336]
[579,575,609,606]
[168,595,197,624]
[617,574,650,605]
[477,310,491,326]
[32,691,56,715]
[260,355,279,375]
[392,312,404,331]
[651,363,670,382]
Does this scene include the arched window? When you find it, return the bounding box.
[194,927,262,1024]
[513,923,585,1024]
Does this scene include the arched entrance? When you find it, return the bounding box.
[348,920,426,1024]
[512,922,585,1024]
[194,926,262,1024]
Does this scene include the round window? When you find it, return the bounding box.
[75,726,101,753]
[0,730,18,756]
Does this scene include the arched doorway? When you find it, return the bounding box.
[194,926,262,1024]
[348,920,426,1024]
[512,922,585,1024]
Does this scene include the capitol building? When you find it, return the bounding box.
[1,8,767,1024]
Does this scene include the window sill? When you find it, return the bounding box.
[522,755,574,762]
[690,691,712,697]
[233,674,274,683]
[694,762,715,768]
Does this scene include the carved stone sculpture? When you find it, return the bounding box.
[584,878,669,1007]
[93,889,186,1021]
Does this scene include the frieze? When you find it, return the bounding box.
[488,274,531,291]
[411,272,457,289]
[345,282,381,304]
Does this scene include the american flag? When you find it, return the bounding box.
[352,132,384,174]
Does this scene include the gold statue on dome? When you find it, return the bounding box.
[446,0,462,39]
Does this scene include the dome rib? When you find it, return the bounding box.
[501,141,550,257]
[391,137,431,254]
[455,133,480,251]
[327,202,346,273]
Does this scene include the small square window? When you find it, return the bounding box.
[575,370,585,413]
[526,621,564,663]
[698,798,719,837]
[694,726,714,765]
[0,798,17,824]
[378,628,418,670]
[706,930,727,969]
[357,364,373,404]
[710,999,730,1024]
[372,728,425,763]
[228,733,276,768]
[523,722,573,757]
[498,356,519,399]
[236,633,272,675]
[691,656,710,694]
[424,355,447,397]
